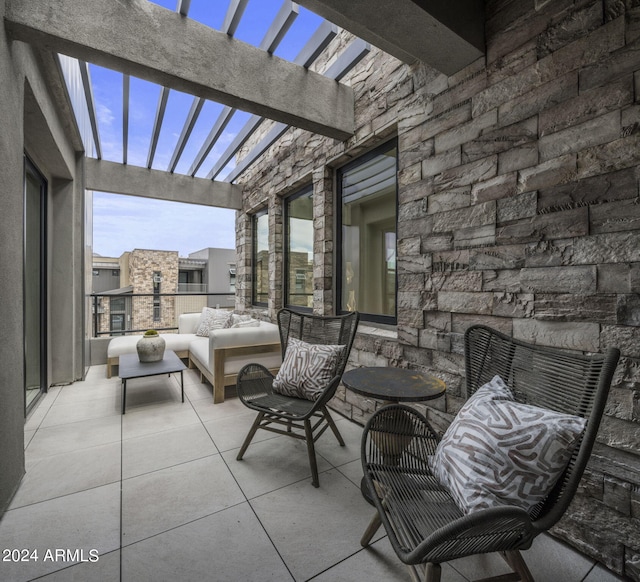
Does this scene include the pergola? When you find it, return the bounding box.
[5,0,484,209]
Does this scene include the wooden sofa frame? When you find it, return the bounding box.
[189,341,281,404]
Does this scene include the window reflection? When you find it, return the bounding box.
[339,142,397,323]
[285,186,313,309]
[253,211,269,305]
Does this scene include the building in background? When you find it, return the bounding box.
[92,247,235,336]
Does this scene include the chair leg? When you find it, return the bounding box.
[304,419,320,487]
[237,412,264,460]
[360,511,382,547]
[501,550,534,582]
[323,407,345,446]
[424,563,441,582]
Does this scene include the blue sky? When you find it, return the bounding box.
[91,0,322,258]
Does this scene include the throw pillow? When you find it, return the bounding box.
[272,337,346,401]
[195,307,232,337]
[232,319,260,328]
[431,375,586,514]
[229,313,260,328]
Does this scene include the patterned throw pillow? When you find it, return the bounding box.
[431,375,586,514]
[272,337,346,401]
[230,314,260,328]
[195,307,232,337]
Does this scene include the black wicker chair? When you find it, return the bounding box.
[236,308,359,487]
[360,325,619,582]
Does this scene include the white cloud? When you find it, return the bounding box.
[92,192,236,258]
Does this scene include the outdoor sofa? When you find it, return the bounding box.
[106,310,282,403]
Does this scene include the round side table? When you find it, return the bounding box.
[342,366,446,504]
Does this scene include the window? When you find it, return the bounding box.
[93,269,99,276]
[337,140,397,324]
[153,271,161,321]
[112,269,119,277]
[252,211,269,306]
[229,266,236,293]
[285,186,313,310]
[110,296,127,335]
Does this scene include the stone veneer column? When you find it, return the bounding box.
[312,167,334,315]
[268,195,283,318]
[235,212,250,312]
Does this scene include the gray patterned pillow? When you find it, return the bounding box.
[431,375,586,514]
[195,307,232,337]
[272,337,346,401]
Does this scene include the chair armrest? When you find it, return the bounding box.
[236,363,276,403]
[408,505,535,565]
[361,405,535,566]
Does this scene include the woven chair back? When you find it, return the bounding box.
[277,309,359,379]
[464,325,619,530]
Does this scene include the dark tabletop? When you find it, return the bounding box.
[119,350,186,380]
[342,366,446,402]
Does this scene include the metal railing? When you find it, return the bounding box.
[90,292,234,337]
[178,282,208,293]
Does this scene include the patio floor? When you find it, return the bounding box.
[0,364,627,582]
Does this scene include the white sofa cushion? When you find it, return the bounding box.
[178,312,201,334]
[188,323,281,375]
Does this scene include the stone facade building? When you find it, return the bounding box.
[235,1,640,578]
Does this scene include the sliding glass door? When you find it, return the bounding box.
[24,157,47,414]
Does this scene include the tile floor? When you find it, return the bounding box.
[0,365,629,582]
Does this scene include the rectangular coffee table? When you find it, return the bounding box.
[119,350,186,414]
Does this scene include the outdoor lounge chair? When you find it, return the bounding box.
[236,308,359,487]
[360,324,620,582]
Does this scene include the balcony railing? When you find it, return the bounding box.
[177,282,208,293]
[90,292,234,337]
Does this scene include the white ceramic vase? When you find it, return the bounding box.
[136,334,166,363]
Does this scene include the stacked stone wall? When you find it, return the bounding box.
[236,1,640,576]
[129,249,179,331]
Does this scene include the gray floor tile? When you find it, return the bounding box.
[313,537,468,582]
[24,387,61,431]
[122,503,293,582]
[336,458,364,488]
[32,549,121,582]
[10,441,121,509]
[40,394,121,428]
[25,415,122,461]
[583,562,630,581]
[121,375,184,412]
[23,429,36,449]
[189,394,248,422]
[449,552,512,581]
[202,410,278,452]
[55,380,121,404]
[84,364,109,381]
[121,454,244,545]
[122,422,218,478]
[222,434,333,498]
[250,468,385,582]
[183,378,214,402]
[0,483,120,582]
[314,416,363,468]
[525,533,595,582]
[121,400,201,440]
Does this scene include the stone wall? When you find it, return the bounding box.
[236,1,640,577]
[128,249,179,331]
